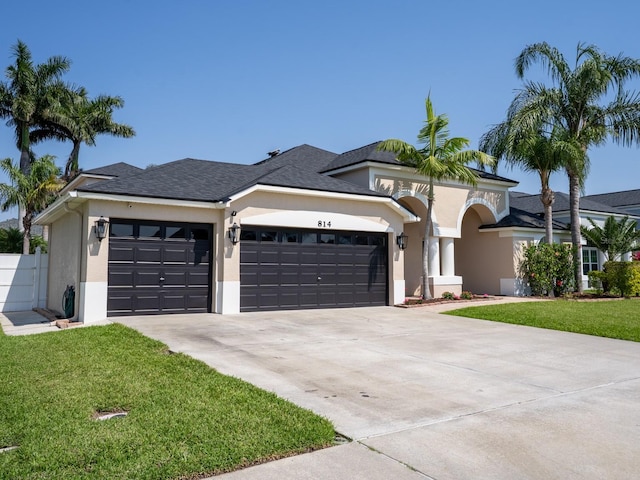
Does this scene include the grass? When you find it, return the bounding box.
[0,323,335,479]
[444,298,640,342]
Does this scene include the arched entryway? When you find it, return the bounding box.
[455,204,506,295]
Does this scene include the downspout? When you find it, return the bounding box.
[63,203,84,322]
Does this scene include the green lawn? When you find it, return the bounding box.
[445,299,640,342]
[0,324,334,479]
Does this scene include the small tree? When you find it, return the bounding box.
[580,216,640,262]
[520,243,576,296]
[0,155,61,254]
[378,95,494,299]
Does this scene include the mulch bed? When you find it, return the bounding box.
[396,295,498,308]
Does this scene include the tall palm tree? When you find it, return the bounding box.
[496,42,640,292]
[378,95,494,299]
[480,123,578,244]
[55,90,135,179]
[0,40,71,173]
[0,155,62,254]
[580,216,640,262]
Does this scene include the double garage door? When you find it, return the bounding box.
[107,221,389,315]
[240,226,388,312]
[107,220,212,316]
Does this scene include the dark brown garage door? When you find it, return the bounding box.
[240,227,388,312]
[107,220,212,316]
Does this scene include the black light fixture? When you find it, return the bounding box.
[396,232,408,250]
[94,216,109,241]
[228,222,240,245]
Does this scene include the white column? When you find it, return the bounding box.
[440,237,455,277]
[428,236,440,277]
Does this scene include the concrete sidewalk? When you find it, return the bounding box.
[117,303,640,480]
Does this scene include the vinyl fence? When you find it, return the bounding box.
[0,249,48,312]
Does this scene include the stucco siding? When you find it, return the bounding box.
[47,209,82,316]
[455,208,515,295]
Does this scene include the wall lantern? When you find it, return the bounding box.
[396,232,408,251]
[94,216,109,241]
[228,222,240,245]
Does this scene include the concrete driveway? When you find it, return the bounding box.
[117,305,640,479]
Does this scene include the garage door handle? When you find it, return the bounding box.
[159,276,165,281]
[317,276,322,281]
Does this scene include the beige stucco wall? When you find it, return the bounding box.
[331,168,370,188]
[373,174,507,234]
[46,207,83,316]
[455,208,522,294]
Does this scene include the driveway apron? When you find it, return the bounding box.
[117,306,640,480]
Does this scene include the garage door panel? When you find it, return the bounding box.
[136,246,163,263]
[107,221,212,316]
[240,227,387,312]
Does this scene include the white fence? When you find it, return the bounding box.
[0,250,48,312]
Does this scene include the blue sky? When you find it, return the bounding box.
[1,0,639,220]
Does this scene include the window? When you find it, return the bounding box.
[260,231,278,242]
[166,226,186,240]
[282,232,299,243]
[240,230,257,241]
[109,223,134,238]
[139,225,161,238]
[582,247,599,275]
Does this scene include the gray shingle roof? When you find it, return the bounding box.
[583,189,640,208]
[81,162,143,177]
[80,158,263,202]
[78,146,387,202]
[320,141,517,183]
[511,192,632,216]
[253,144,338,172]
[481,206,569,230]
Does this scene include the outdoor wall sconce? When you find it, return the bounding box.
[396,232,408,250]
[228,222,240,245]
[94,216,109,241]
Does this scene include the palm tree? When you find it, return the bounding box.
[0,40,71,173]
[0,155,62,254]
[378,95,494,299]
[480,123,578,244]
[580,216,640,262]
[496,42,640,292]
[55,90,135,179]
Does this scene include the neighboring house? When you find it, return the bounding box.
[490,190,640,293]
[34,142,639,322]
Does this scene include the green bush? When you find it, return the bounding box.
[520,243,577,296]
[603,261,640,297]
[442,291,455,300]
[460,291,473,300]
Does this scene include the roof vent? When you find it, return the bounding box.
[267,149,280,158]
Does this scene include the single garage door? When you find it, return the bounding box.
[107,220,212,316]
[240,226,388,311]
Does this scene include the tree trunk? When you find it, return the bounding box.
[540,186,554,244]
[22,212,31,255]
[19,123,31,174]
[422,196,434,300]
[568,172,583,293]
[65,142,81,179]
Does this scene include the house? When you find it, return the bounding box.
[34,142,639,322]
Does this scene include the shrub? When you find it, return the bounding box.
[520,243,577,296]
[603,261,640,297]
[460,291,473,300]
[442,291,455,300]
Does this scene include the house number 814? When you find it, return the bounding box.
[318,221,332,228]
